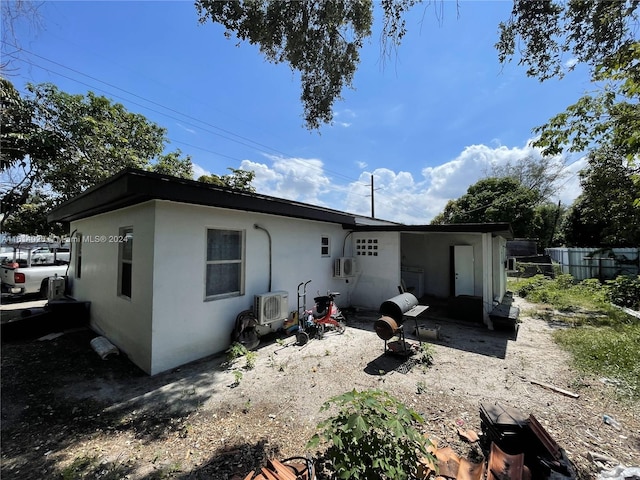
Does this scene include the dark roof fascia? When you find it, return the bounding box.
[48,168,357,227]
[347,223,514,239]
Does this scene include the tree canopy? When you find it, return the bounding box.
[195,0,419,130]
[561,146,640,246]
[430,177,541,238]
[485,154,567,204]
[0,79,194,234]
[196,0,640,152]
[198,168,256,192]
[496,0,640,163]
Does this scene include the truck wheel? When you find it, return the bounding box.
[40,279,49,299]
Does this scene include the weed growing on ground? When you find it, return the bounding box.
[244,351,257,370]
[417,342,434,366]
[231,370,243,388]
[308,389,434,480]
[226,342,248,362]
[508,275,640,399]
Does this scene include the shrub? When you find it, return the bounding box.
[606,275,640,310]
[307,389,433,480]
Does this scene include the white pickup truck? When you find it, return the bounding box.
[1,246,70,297]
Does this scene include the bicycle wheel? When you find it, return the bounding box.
[296,330,309,346]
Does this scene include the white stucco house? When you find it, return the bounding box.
[48,168,513,375]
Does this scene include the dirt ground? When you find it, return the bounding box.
[1,295,639,480]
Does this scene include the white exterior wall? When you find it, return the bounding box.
[400,232,484,298]
[149,201,354,375]
[493,235,507,302]
[69,202,155,373]
[348,232,401,309]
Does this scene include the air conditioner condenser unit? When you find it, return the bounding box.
[334,257,356,278]
[254,291,289,325]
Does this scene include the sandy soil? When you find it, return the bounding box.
[1,295,639,479]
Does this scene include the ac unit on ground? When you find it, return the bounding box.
[47,275,65,301]
[334,257,356,278]
[254,291,289,325]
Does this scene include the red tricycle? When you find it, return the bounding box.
[296,281,346,345]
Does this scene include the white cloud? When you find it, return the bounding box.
[555,156,587,205]
[243,141,583,225]
[332,109,356,128]
[192,162,209,179]
[356,160,368,169]
[564,58,579,69]
[241,154,332,205]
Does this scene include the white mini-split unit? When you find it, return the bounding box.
[47,275,65,301]
[334,257,356,278]
[254,291,289,325]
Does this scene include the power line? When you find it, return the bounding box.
[3,42,368,188]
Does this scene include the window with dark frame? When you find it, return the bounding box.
[118,227,133,298]
[205,228,244,299]
[321,235,330,256]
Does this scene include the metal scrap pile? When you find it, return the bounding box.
[418,403,576,480]
[238,457,314,480]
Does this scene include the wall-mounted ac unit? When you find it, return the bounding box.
[334,257,356,278]
[254,291,289,325]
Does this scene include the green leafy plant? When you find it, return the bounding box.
[226,342,248,362]
[417,342,434,366]
[231,370,243,387]
[606,275,640,310]
[307,389,433,480]
[244,351,257,370]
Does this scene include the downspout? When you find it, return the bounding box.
[342,231,353,256]
[254,224,272,292]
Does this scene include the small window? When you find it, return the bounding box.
[321,236,330,257]
[205,228,244,299]
[118,227,133,298]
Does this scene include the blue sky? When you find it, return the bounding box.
[3,1,590,223]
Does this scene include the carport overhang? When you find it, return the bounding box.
[346,223,513,239]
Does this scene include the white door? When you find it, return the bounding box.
[454,245,474,296]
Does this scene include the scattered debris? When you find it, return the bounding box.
[238,457,313,480]
[588,451,619,466]
[487,442,527,480]
[529,379,580,399]
[597,465,640,480]
[457,427,480,443]
[602,414,622,431]
[418,438,485,480]
[89,336,119,360]
[480,402,576,479]
[37,332,64,341]
[415,325,441,341]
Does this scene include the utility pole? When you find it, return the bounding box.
[366,174,380,219]
[371,174,375,218]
